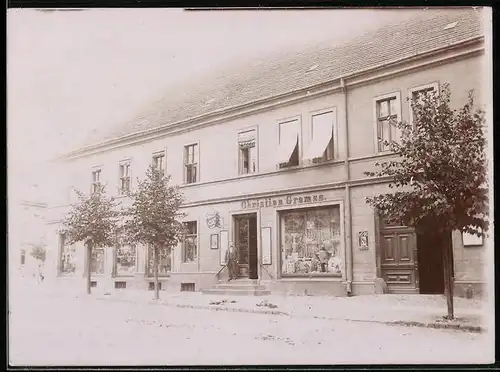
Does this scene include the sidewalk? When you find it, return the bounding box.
[35,284,488,333]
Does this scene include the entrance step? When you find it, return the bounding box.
[217,279,260,285]
[202,279,271,296]
[214,283,268,291]
[202,288,271,296]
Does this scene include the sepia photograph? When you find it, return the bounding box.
[7,6,494,366]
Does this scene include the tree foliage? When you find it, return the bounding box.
[29,243,46,262]
[61,184,121,247]
[365,83,488,237]
[123,166,186,250]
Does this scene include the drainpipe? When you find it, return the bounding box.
[341,78,354,296]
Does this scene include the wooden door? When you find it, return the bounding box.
[380,228,418,294]
[248,216,258,280]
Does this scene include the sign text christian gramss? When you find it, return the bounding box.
[241,194,326,209]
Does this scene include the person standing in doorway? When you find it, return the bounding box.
[225,242,239,281]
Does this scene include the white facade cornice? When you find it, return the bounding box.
[19,200,48,208]
[62,36,484,161]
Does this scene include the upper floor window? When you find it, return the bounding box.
[408,82,439,127]
[91,169,101,194]
[183,221,198,263]
[152,152,165,176]
[238,129,257,174]
[277,118,300,168]
[119,161,131,194]
[304,109,336,163]
[374,92,402,153]
[184,144,198,184]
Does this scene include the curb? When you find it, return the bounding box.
[389,320,484,333]
[48,292,485,333]
[310,315,484,333]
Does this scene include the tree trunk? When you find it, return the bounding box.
[86,241,93,295]
[153,246,159,300]
[442,231,454,319]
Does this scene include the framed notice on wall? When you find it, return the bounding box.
[462,231,483,247]
[210,234,219,250]
[220,230,229,265]
[261,227,272,265]
[358,231,369,251]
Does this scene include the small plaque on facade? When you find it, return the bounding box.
[358,231,369,251]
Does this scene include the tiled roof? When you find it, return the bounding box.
[84,8,483,148]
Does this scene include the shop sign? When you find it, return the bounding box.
[241,194,326,209]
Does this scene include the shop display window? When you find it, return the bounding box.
[280,206,343,277]
[147,246,171,276]
[90,247,105,275]
[115,244,137,276]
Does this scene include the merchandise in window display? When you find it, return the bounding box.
[91,248,105,274]
[116,245,136,275]
[280,207,343,276]
[61,248,76,274]
[147,248,171,276]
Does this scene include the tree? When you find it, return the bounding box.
[123,166,186,300]
[61,184,121,294]
[29,243,46,262]
[365,83,488,319]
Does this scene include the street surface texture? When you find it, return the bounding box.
[9,283,493,366]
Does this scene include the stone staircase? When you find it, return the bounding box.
[202,279,271,296]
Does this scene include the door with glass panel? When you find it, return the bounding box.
[233,214,258,279]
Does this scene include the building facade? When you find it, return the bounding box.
[45,9,490,298]
[9,200,48,280]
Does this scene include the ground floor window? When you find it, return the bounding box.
[280,205,343,276]
[183,221,198,263]
[147,246,171,276]
[59,233,76,275]
[115,244,137,276]
[90,247,105,275]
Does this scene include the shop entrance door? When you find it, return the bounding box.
[234,213,258,279]
[416,231,446,294]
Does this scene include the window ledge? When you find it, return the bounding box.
[348,152,398,163]
[279,276,343,281]
[146,275,171,279]
[179,158,344,189]
[57,273,76,277]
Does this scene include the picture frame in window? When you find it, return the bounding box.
[210,233,219,250]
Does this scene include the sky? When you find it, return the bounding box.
[7,8,418,202]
